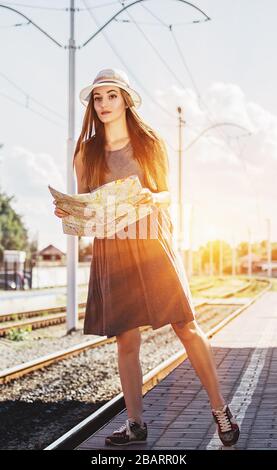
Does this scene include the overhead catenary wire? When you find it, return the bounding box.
[0,1,175,127]
[169,25,262,231]
[116,0,208,27]
[168,31,260,229]
[2,0,252,166]
[0,71,66,121]
[167,25,253,152]
[0,1,189,127]
[0,0,213,17]
[133,4,256,186]
[0,3,63,46]
[0,0,206,127]
[117,0,203,92]
[113,2,215,143]
[81,0,178,123]
[124,2,249,150]
[0,91,65,127]
[0,0,122,11]
[0,1,67,10]
[119,1,210,134]
[1,1,255,176]
[115,0,208,138]
[117,1,262,234]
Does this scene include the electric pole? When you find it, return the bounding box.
[66,1,78,333]
[248,227,252,277]
[266,218,272,278]
[177,106,186,260]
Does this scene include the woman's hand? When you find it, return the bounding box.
[138,189,171,208]
[53,200,69,218]
[138,188,155,205]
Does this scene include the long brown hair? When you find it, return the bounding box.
[72,88,169,193]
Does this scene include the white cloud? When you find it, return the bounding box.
[154,81,277,245]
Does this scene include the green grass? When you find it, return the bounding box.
[6,325,32,341]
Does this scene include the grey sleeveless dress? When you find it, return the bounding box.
[84,140,196,337]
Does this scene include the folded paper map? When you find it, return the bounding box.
[48,175,154,237]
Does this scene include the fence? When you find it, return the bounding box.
[0,260,34,290]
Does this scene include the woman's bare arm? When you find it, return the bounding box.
[74,151,90,194]
[153,139,171,208]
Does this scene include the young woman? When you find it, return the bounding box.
[54,68,240,448]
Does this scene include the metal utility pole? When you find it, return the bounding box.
[219,239,223,277]
[209,241,213,276]
[66,0,78,333]
[188,204,194,279]
[232,235,236,276]
[248,228,252,277]
[266,218,272,278]
[0,143,4,188]
[198,249,202,276]
[177,107,186,257]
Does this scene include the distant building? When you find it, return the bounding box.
[258,261,277,277]
[36,244,66,262]
[239,254,265,274]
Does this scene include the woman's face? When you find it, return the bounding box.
[92,85,126,123]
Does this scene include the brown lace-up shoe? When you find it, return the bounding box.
[105,419,148,446]
[212,404,240,447]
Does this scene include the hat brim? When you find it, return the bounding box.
[79,82,141,109]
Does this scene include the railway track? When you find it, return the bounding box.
[0,303,86,323]
[0,277,262,338]
[191,277,252,298]
[0,303,86,337]
[1,278,271,386]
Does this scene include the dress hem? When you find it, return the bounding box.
[83,311,195,338]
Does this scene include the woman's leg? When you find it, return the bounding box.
[116,327,144,425]
[171,320,225,410]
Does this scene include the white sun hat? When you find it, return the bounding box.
[79,68,142,108]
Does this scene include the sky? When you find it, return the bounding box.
[1,0,277,252]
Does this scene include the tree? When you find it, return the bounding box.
[0,189,29,261]
[237,242,248,257]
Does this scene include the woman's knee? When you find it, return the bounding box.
[116,327,141,354]
[171,319,200,341]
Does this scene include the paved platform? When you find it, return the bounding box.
[76,291,277,450]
